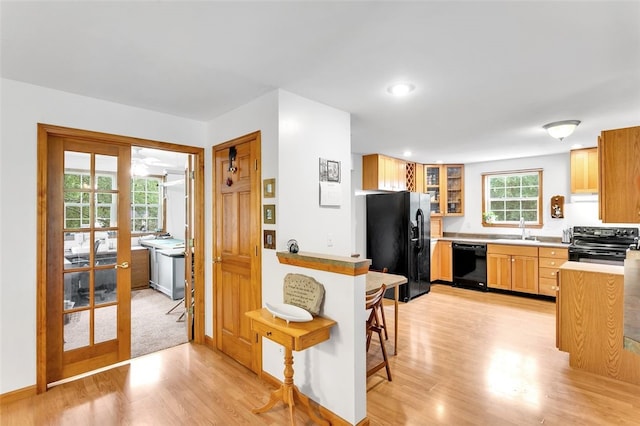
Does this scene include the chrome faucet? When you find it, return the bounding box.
[519,217,526,240]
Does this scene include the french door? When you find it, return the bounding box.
[42,130,131,384]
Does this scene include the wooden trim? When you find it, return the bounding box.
[204,334,215,349]
[276,251,372,276]
[0,385,37,404]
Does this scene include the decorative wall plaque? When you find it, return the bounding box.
[283,273,325,315]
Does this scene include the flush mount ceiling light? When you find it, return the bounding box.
[387,82,415,97]
[542,120,581,141]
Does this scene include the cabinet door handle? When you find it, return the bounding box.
[266,331,272,336]
[550,261,556,266]
[115,261,129,269]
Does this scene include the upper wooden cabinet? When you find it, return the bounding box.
[424,164,464,216]
[570,147,598,193]
[362,154,407,191]
[599,126,640,223]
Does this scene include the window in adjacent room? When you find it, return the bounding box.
[63,171,164,233]
[131,176,163,233]
[482,169,543,228]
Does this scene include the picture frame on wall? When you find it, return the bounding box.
[263,204,276,224]
[263,230,276,249]
[319,158,341,183]
[263,178,276,198]
[327,160,340,182]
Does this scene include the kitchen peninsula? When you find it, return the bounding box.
[557,262,640,385]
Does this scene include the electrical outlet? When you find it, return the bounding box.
[327,233,334,247]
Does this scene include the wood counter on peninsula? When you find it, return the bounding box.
[558,261,640,385]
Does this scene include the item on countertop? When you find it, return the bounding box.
[265,302,313,323]
[287,239,299,253]
[283,273,325,315]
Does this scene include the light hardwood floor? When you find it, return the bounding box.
[3,284,640,425]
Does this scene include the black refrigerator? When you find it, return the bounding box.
[366,191,431,302]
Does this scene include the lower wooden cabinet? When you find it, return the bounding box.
[538,247,568,296]
[431,241,453,282]
[131,247,150,290]
[487,244,538,294]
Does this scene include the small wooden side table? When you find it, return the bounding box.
[245,308,337,426]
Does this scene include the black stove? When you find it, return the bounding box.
[569,226,639,265]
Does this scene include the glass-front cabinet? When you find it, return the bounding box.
[424,164,464,216]
[445,165,464,215]
[425,165,442,215]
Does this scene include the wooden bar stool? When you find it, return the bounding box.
[367,267,389,340]
[366,284,392,381]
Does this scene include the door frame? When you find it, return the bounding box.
[36,123,205,392]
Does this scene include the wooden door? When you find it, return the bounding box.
[487,253,511,290]
[511,255,539,294]
[570,147,598,193]
[213,132,262,373]
[43,133,131,383]
[599,126,640,223]
[439,241,453,282]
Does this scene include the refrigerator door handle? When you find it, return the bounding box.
[416,208,424,251]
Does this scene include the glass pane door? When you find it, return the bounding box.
[62,151,121,350]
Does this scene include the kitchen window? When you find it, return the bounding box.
[482,169,542,228]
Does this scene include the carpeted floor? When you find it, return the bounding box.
[63,288,188,358]
[130,288,188,358]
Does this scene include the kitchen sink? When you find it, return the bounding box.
[492,238,539,244]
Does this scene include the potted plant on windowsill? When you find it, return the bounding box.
[483,211,497,225]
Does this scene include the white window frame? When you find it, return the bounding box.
[482,169,543,228]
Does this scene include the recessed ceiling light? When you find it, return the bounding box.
[387,82,415,97]
[403,151,412,157]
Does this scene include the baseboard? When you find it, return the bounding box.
[0,384,37,404]
[259,370,368,426]
[204,334,214,349]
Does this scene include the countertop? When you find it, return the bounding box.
[436,235,569,249]
[139,238,185,249]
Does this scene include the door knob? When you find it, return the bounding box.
[115,261,129,269]
[213,257,222,263]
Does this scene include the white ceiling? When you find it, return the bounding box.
[2,1,639,164]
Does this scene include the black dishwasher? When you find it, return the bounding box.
[452,242,487,291]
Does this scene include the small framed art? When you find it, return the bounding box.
[263,178,276,198]
[263,230,276,249]
[263,204,276,224]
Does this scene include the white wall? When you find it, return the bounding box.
[0,78,206,394]
[207,90,279,338]
[276,91,362,422]
[446,153,571,237]
[207,90,363,423]
[445,153,637,236]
